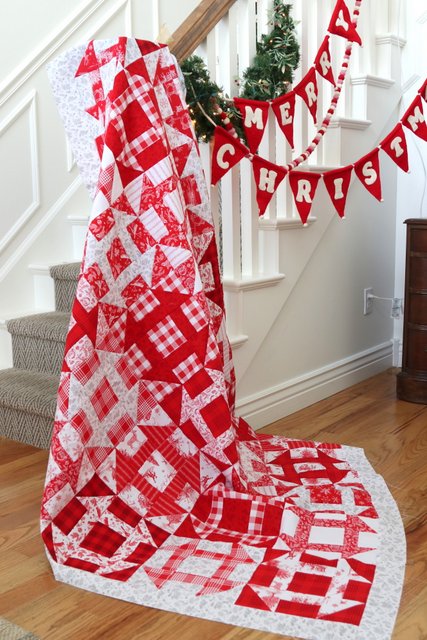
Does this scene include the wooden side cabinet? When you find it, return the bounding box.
[397,218,427,403]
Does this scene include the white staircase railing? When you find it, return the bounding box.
[190,0,404,393]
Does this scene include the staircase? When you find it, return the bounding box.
[0,263,78,448]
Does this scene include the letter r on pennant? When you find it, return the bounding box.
[296,179,312,203]
[305,82,317,107]
[320,51,332,76]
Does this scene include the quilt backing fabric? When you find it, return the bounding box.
[41,38,406,639]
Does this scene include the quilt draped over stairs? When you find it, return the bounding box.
[41,38,405,640]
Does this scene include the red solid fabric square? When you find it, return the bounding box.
[219,498,252,533]
[81,522,126,557]
[200,395,232,437]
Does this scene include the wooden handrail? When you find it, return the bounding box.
[169,0,237,63]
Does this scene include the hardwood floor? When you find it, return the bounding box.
[0,369,426,639]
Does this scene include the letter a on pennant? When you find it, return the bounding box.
[402,95,427,141]
[289,170,321,225]
[271,91,296,149]
[381,123,409,173]
[314,37,335,86]
[323,166,353,218]
[210,127,249,185]
[252,156,287,216]
[234,98,270,154]
[328,0,362,45]
[354,148,382,201]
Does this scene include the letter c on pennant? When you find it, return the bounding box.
[217,143,236,170]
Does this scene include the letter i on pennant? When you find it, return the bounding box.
[323,166,353,218]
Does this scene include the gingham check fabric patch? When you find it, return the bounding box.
[147,316,186,356]
[42,38,405,640]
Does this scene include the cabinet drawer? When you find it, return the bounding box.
[407,294,427,325]
[409,257,427,291]
[404,327,427,372]
[410,227,427,253]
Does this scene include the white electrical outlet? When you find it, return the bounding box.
[391,298,402,319]
[364,288,373,315]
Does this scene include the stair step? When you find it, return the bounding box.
[0,368,59,449]
[49,262,80,312]
[6,312,70,374]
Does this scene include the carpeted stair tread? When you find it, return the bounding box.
[49,262,81,281]
[49,262,80,312]
[0,369,59,418]
[6,311,70,341]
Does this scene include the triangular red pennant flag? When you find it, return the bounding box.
[354,148,382,201]
[323,166,353,218]
[210,127,248,185]
[252,156,287,216]
[314,36,335,86]
[328,0,362,45]
[271,91,296,149]
[288,170,321,224]
[402,95,427,141]
[381,123,409,172]
[234,98,270,154]
[294,68,318,124]
[419,78,427,103]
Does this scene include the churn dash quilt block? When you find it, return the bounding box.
[41,38,405,640]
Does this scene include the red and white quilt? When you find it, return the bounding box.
[42,38,405,639]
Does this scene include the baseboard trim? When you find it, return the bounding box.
[236,341,393,429]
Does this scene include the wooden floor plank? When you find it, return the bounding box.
[0,369,425,639]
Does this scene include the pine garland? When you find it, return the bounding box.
[180,0,300,142]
